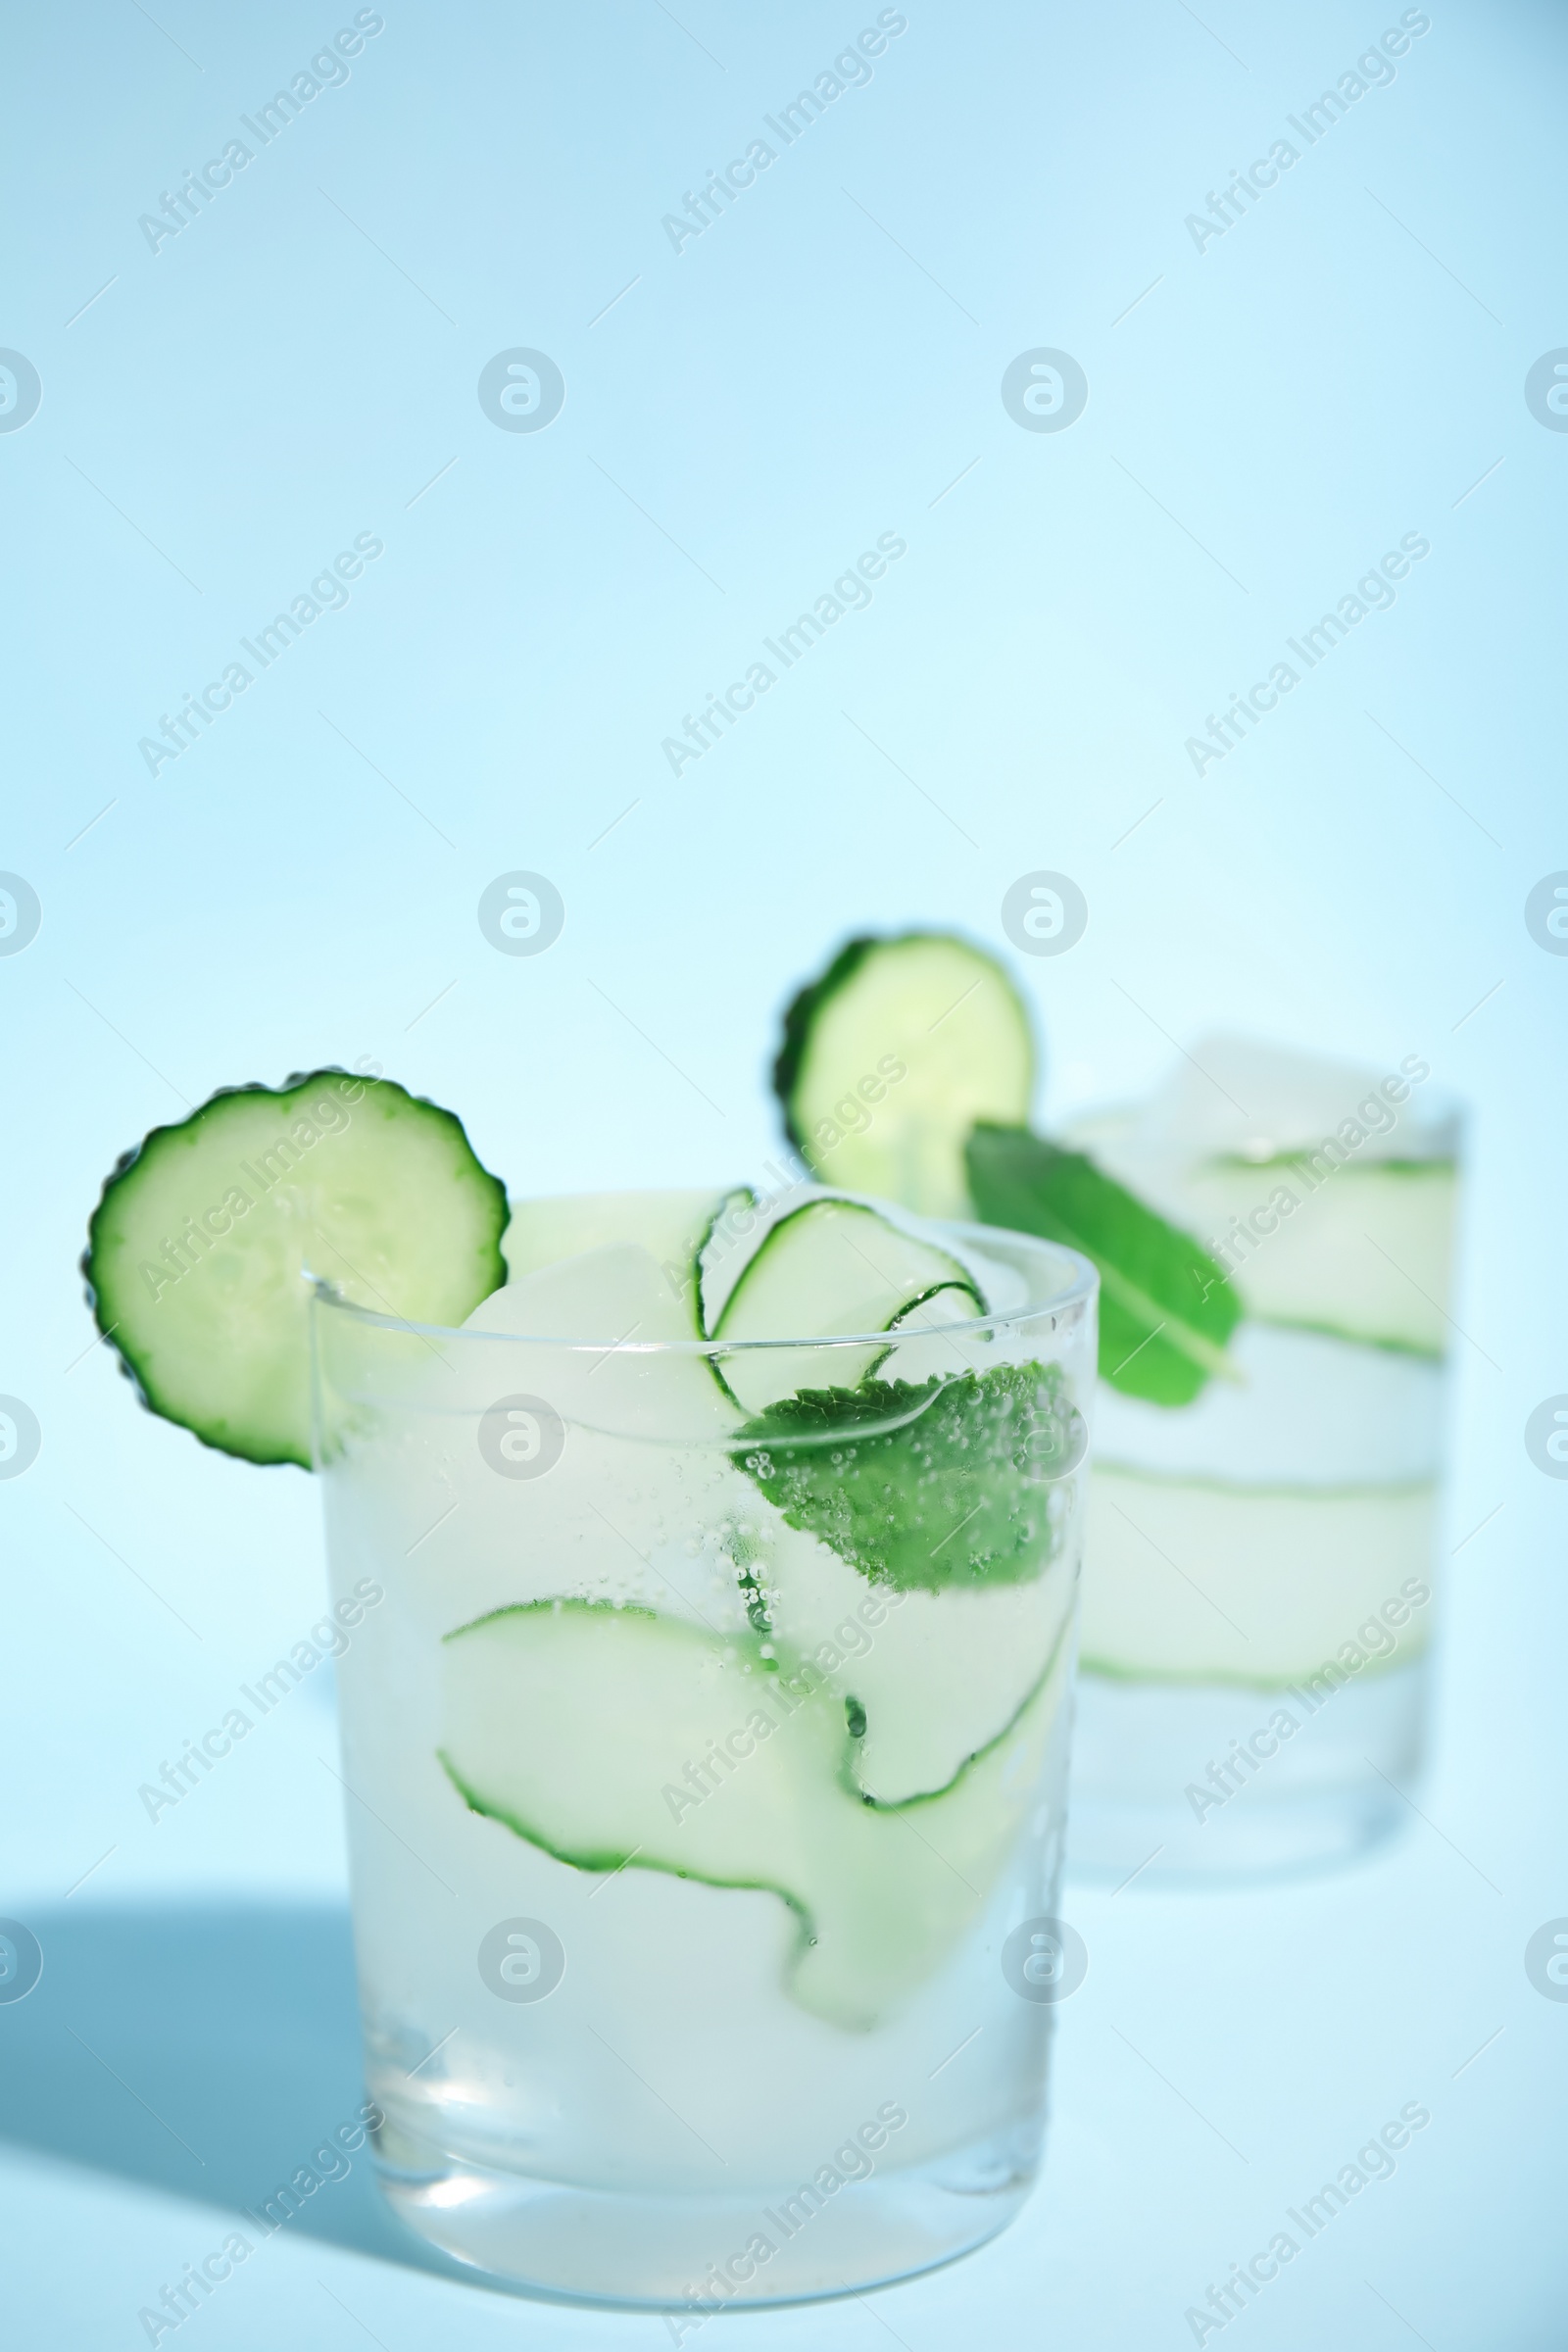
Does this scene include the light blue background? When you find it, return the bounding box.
[3,2,1565,2344]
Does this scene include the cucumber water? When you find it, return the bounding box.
[87,1046,1096,2289]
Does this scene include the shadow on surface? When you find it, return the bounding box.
[0,1902,458,2278]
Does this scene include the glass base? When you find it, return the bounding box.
[369,2110,1037,2307]
[1067,1656,1426,1884]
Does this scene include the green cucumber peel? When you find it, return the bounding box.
[439,1592,1070,1822]
[1250,1313,1444,1363]
[694,1184,759,1339]
[1077,1634,1429,1691]
[1209,1151,1455,1178]
[436,1596,1072,2030]
[773,935,883,1157]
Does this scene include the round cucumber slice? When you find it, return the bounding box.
[84,1071,508,1469]
[774,932,1035,1218]
[711,1197,980,1414]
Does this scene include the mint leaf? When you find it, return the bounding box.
[733,1363,1085,1593]
[965,1123,1240,1406]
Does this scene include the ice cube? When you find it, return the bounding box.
[501,1188,720,1287]
[465,1243,694,1344]
[1136,1034,1455,1164]
[461,1246,740,1443]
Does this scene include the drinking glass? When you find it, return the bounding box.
[1065,1045,1461,1879]
[309,1204,1097,2306]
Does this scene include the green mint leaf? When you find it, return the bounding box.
[733,1363,1085,1593]
[964,1123,1241,1406]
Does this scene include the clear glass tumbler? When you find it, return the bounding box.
[1064,1041,1461,1880]
[310,1205,1097,2307]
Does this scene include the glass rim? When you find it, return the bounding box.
[308,1218,1098,1354]
[1066,1091,1465,1167]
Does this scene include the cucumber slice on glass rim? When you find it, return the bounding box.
[774,932,1035,1219]
[83,1070,509,1469]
